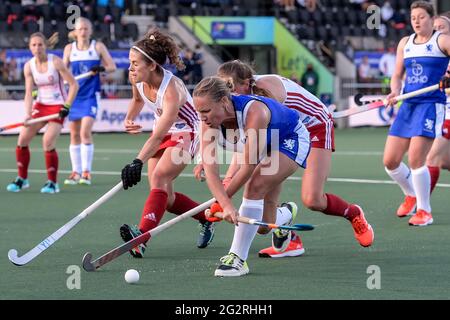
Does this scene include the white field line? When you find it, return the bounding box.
[0,148,383,156]
[0,168,449,188]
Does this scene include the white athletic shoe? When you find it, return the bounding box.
[214,253,249,277]
[272,202,298,252]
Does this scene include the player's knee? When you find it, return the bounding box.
[245,178,267,199]
[150,171,171,189]
[408,158,426,170]
[80,132,92,143]
[383,158,401,171]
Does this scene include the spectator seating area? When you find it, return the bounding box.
[0,1,139,49]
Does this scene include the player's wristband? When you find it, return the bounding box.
[64,103,71,110]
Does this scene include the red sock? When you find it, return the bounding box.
[428,166,440,194]
[45,149,58,182]
[138,189,168,233]
[323,193,359,221]
[16,146,30,179]
[167,192,207,223]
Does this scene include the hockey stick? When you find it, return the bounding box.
[0,114,60,133]
[333,83,440,119]
[1,71,95,133]
[64,71,95,84]
[8,182,123,266]
[82,198,217,272]
[206,210,315,231]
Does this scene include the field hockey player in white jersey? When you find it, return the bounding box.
[384,1,450,226]
[6,32,79,194]
[426,12,450,182]
[118,28,215,258]
[63,17,116,186]
[195,60,374,258]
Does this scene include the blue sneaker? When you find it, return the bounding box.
[40,181,60,194]
[197,220,215,248]
[120,224,146,258]
[6,177,30,192]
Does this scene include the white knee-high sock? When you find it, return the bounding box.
[385,163,415,196]
[411,166,431,212]
[229,198,264,261]
[69,144,82,174]
[81,143,94,172]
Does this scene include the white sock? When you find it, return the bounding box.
[69,144,82,174]
[81,143,94,172]
[229,198,264,261]
[385,163,415,196]
[411,166,431,212]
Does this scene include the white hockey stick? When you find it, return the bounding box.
[333,83,440,119]
[82,198,216,271]
[8,182,123,266]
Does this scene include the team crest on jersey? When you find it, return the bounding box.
[426,44,433,53]
[175,123,186,129]
[156,108,163,116]
[424,118,434,131]
[283,139,296,150]
[53,92,60,99]
[89,51,93,56]
[48,75,54,83]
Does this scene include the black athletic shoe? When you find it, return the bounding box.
[197,221,215,248]
[120,224,146,258]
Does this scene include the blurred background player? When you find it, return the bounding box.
[384,1,450,226]
[63,17,116,186]
[6,32,78,194]
[117,28,215,258]
[193,76,312,276]
[426,12,450,184]
[204,60,374,257]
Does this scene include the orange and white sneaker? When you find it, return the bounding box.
[350,205,374,247]
[258,233,305,258]
[408,209,433,226]
[79,171,91,185]
[397,196,416,217]
[64,172,81,185]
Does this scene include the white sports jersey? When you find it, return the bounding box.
[254,74,332,128]
[29,54,66,105]
[136,69,199,134]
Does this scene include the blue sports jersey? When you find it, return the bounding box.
[403,31,449,104]
[69,40,101,99]
[230,94,311,167]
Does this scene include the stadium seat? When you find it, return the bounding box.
[25,21,39,34]
[114,23,125,40]
[0,4,7,21]
[125,23,139,41]
[110,6,122,22]
[52,3,64,21]
[9,3,23,19]
[96,6,109,22]
[43,21,54,38]
[155,7,169,24]
[38,4,51,21]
